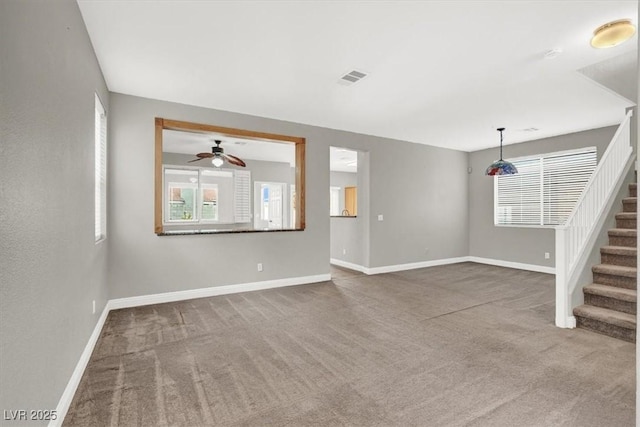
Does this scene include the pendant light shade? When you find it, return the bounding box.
[485,128,518,176]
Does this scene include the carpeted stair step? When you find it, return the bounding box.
[616,212,636,229]
[592,264,637,289]
[583,283,636,315]
[622,197,637,213]
[601,245,637,268]
[574,305,636,342]
[609,228,637,247]
[630,182,637,198]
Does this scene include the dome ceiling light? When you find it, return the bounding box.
[590,19,636,49]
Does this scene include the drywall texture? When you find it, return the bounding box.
[108,93,469,299]
[468,126,617,268]
[0,0,109,422]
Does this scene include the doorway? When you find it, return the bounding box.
[254,181,287,229]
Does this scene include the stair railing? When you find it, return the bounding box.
[555,110,634,328]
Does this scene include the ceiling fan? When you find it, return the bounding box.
[187,139,246,167]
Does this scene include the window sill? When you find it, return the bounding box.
[157,228,304,236]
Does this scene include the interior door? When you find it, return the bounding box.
[254,182,286,229]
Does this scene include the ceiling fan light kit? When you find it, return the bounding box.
[485,127,518,176]
[590,19,636,48]
[187,139,246,167]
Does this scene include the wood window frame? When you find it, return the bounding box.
[155,117,306,235]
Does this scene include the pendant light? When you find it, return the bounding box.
[485,127,518,176]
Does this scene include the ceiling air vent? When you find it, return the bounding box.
[338,69,368,86]
[522,127,540,132]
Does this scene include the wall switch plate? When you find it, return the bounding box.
[378,214,384,221]
[342,248,346,255]
[92,300,96,314]
[544,252,550,259]
[257,263,263,272]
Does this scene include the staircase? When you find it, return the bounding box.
[573,182,637,342]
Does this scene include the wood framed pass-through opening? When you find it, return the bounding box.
[154,117,306,235]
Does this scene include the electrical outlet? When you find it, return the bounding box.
[544,252,550,259]
[257,263,263,272]
[92,300,96,314]
[342,248,346,255]
[378,214,384,221]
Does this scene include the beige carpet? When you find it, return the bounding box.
[64,262,635,426]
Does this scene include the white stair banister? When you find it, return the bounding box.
[555,110,634,328]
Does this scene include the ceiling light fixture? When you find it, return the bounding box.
[211,156,224,167]
[591,19,636,49]
[485,128,518,176]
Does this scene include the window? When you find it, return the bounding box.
[201,185,219,221]
[94,94,107,242]
[330,187,340,215]
[495,147,597,226]
[163,167,248,225]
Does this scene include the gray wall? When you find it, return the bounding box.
[369,143,469,267]
[0,0,109,422]
[329,171,362,264]
[108,93,469,299]
[468,126,617,268]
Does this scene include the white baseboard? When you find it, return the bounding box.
[365,257,471,275]
[467,256,555,275]
[109,274,332,310]
[50,304,110,427]
[329,258,368,273]
[331,257,470,275]
[331,256,554,276]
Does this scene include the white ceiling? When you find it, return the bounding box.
[78,1,638,152]
[163,130,295,165]
[330,147,358,173]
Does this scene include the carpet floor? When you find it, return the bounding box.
[64,262,635,426]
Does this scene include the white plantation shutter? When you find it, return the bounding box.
[94,94,107,242]
[234,169,251,223]
[495,147,596,226]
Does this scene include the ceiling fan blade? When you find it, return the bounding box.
[196,152,215,158]
[187,157,205,163]
[223,154,246,167]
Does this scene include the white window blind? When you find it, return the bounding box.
[234,170,252,223]
[495,147,596,226]
[94,94,107,242]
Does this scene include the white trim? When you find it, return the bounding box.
[366,257,470,275]
[467,256,555,275]
[330,258,368,273]
[332,256,554,275]
[331,257,469,275]
[108,274,331,310]
[555,314,577,329]
[50,304,110,427]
